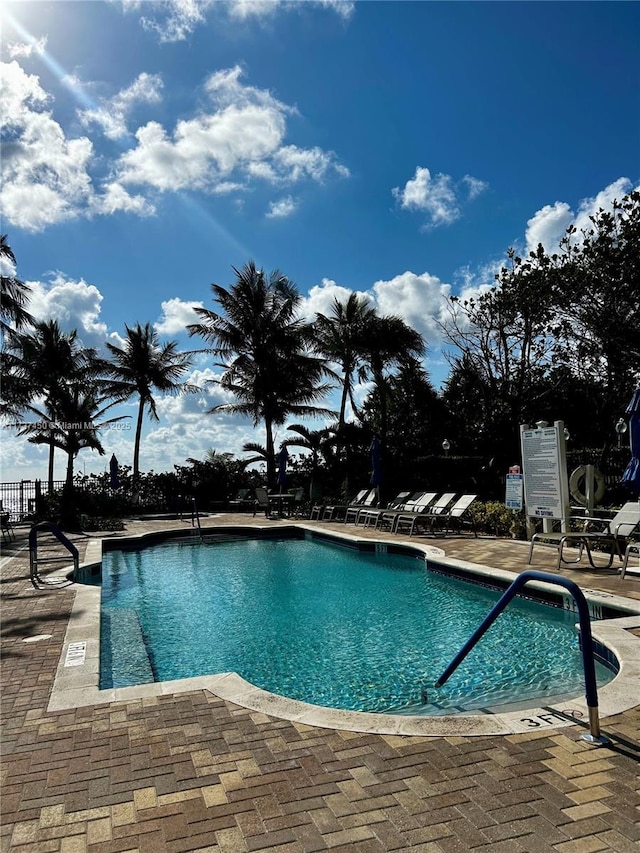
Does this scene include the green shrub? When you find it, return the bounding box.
[470,501,526,538]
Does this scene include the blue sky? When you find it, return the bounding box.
[1,0,639,483]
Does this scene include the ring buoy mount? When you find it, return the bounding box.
[569,466,606,506]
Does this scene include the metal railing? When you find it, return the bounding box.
[29,521,79,589]
[0,480,65,521]
[433,570,610,745]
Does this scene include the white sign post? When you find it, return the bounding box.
[520,421,571,538]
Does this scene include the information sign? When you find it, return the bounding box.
[505,474,523,510]
[520,423,569,522]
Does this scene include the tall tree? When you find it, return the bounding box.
[440,246,556,460]
[284,423,335,501]
[21,383,128,528]
[106,323,197,479]
[4,321,106,491]
[313,293,376,432]
[0,234,33,335]
[355,314,426,450]
[552,190,640,454]
[189,261,334,488]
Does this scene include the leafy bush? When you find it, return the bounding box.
[470,501,527,538]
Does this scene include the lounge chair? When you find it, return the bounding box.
[322,489,369,522]
[375,492,431,532]
[395,493,456,536]
[528,501,640,570]
[344,489,378,524]
[356,491,412,528]
[620,538,640,579]
[228,488,255,511]
[429,494,478,537]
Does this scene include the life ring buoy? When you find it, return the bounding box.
[569,466,606,506]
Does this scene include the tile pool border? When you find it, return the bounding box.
[48,525,640,737]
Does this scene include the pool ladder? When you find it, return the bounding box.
[432,570,610,745]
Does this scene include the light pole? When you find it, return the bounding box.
[442,439,450,457]
[615,417,627,449]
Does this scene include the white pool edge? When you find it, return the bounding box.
[46,525,640,737]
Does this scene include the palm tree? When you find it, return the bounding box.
[283,423,335,501]
[4,320,106,491]
[21,383,129,529]
[189,261,334,488]
[1,234,33,335]
[106,323,197,480]
[313,293,376,433]
[356,314,426,451]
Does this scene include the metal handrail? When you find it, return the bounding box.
[434,570,610,745]
[191,498,203,539]
[29,521,79,588]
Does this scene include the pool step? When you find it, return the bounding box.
[101,608,155,688]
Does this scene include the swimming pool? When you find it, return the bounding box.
[95,533,616,715]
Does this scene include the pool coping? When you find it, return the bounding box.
[47,524,640,737]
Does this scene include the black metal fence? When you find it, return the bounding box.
[0,480,64,521]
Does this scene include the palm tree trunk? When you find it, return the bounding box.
[265,415,276,490]
[48,442,55,494]
[133,398,145,480]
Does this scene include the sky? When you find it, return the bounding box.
[1,0,639,485]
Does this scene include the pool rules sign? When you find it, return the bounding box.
[520,421,571,535]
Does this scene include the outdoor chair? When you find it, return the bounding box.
[356,491,412,528]
[394,493,456,536]
[228,489,255,512]
[344,489,378,524]
[429,494,478,537]
[253,487,274,518]
[375,492,430,532]
[1,512,15,544]
[322,489,369,522]
[620,537,640,580]
[528,500,640,570]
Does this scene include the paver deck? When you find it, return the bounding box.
[2,513,639,852]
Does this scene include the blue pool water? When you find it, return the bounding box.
[97,536,615,714]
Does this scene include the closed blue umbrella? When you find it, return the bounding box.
[370,436,382,487]
[109,454,120,489]
[621,387,640,494]
[277,445,289,490]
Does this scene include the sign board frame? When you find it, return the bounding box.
[520,421,571,536]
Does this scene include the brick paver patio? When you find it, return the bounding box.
[2,514,639,852]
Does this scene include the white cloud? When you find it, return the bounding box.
[462,174,489,200]
[115,66,348,196]
[0,62,97,231]
[0,60,155,230]
[78,72,164,140]
[1,57,347,230]
[93,181,155,216]
[299,278,368,321]
[372,271,452,345]
[155,297,205,335]
[525,177,638,254]
[266,195,298,218]
[27,274,109,346]
[121,0,353,43]
[6,35,48,59]
[525,201,573,254]
[123,0,212,43]
[393,166,487,229]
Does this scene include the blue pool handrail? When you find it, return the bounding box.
[434,570,610,745]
